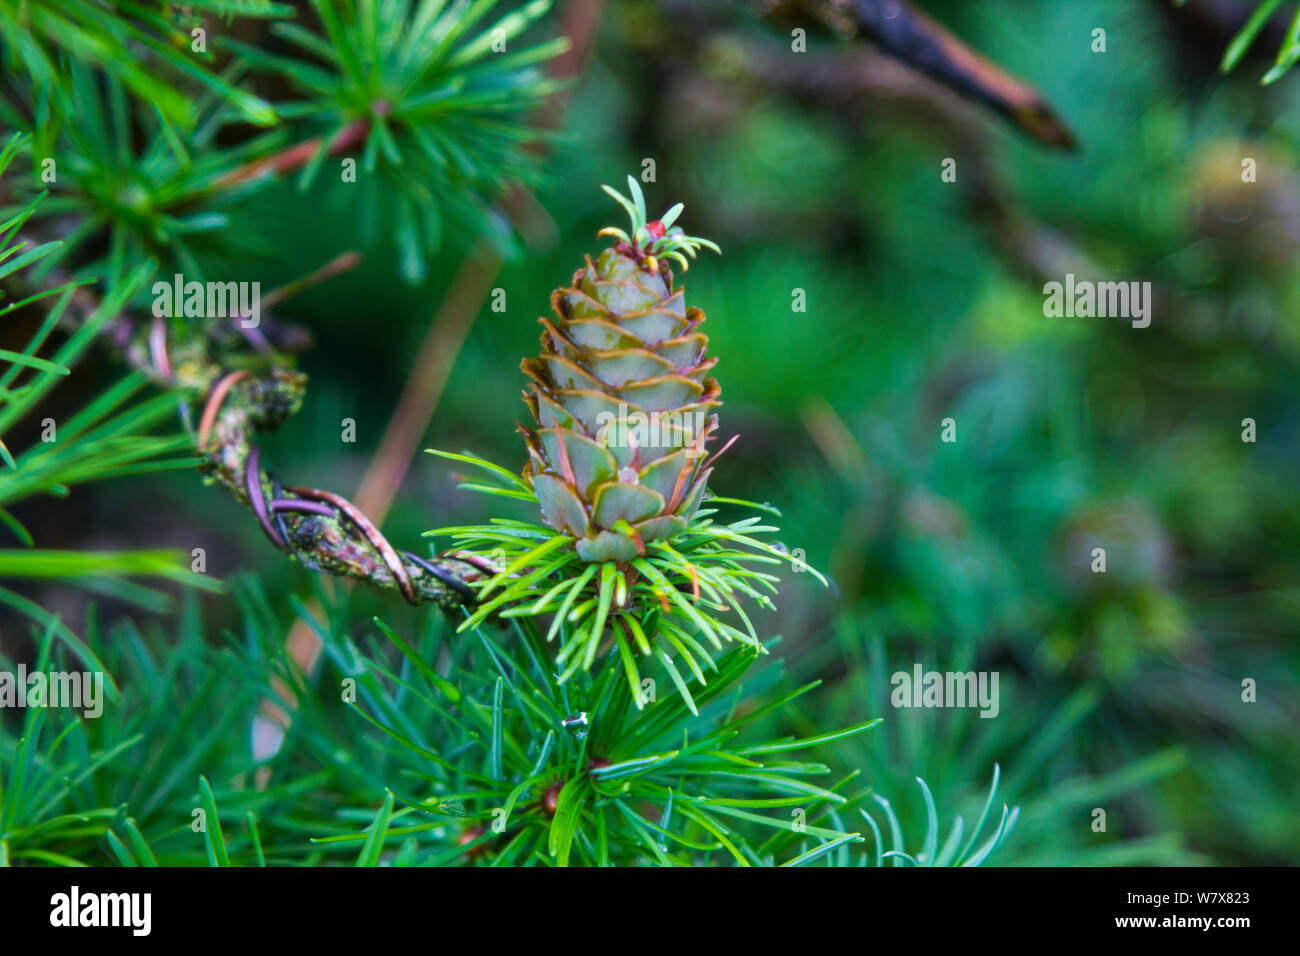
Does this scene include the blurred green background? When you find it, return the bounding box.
[8,0,1300,865]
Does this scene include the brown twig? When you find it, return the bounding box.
[262,252,365,311]
[786,0,1076,149]
[216,118,372,188]
[189,361,481,608]
[23,249,484,609]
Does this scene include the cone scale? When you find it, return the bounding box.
[520,180,722,562]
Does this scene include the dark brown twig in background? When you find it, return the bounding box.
[782,0,1076,148]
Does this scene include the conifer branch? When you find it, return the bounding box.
[24,260,485,610]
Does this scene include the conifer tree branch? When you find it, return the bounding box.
[22,261,485,610]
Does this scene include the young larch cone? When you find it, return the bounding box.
[520,178,722,562]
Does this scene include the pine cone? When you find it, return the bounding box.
[521,178,722,562]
